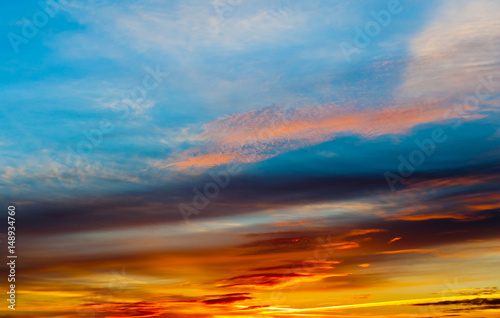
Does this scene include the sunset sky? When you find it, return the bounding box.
[1,0,500,317]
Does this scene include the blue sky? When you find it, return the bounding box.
[0,0,498,232]
[0,0,499,204]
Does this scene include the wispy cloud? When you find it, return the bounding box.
[158,99,460,171]
[400,0,500,99]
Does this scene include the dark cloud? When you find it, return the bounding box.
[218,272,309,288]
[11,207,500,276]
[250,259,338,272]
[414,297,500,311]
[19,171,391,236]
[15,119,500,238]
[202,293,253,305]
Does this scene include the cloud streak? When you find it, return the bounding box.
[159,98,467,171]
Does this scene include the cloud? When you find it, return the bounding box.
[158,99,457,171]
[387,237,401,244]
[250,260,340,272]
[76,301,167,318]
[433,287,499,296]
[216,272,349,290]
[318,241,360,250]
[346,229,387,237]
[413,297,500,310]
[379,169,500,222]
[377,249,435,255]
[201,293,253,305]
[17,157,500,243]
[63,0,307,54]
[400,0,500,99]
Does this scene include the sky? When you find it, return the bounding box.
[1,0,500,317]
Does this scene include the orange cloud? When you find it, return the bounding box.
[388,237,401,244]
[377,249,435,255]
[347,229,387,237]
[318,241,360,250]
[216,272,349,290]
[251,259,340,272]
[157,99,461,171]
[201,293,253,305]
[381,175,500,221]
